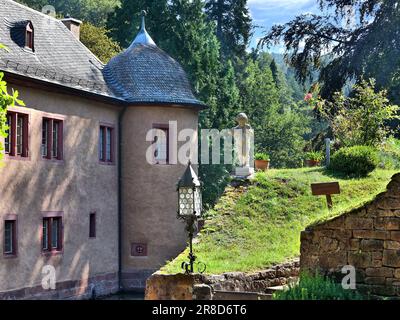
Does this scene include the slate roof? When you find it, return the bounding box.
[0,0,118,100]
[0,0,206,108]
[103,17,206,107]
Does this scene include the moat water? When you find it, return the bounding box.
[101,292,145,300]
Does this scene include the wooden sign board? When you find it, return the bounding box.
[311,182,340,210]
[311,182,340,196]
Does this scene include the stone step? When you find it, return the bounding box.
[265,285,289,294]
[212,290,272,300]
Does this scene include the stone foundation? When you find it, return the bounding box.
[301,173,400,298]
[145,260,299,300]
[121,269,156,292]
[0,272,118,300]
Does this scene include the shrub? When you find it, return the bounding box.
[378,138,400,169]
[316,79,399,148]
[305,151,324,161]
[255,152,270,161]
[273,273,365,300]
[329,146,379,176]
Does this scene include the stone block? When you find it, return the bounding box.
[387,179,400,193]
[383,250,400,267]
[385,241,400,250]
[353,230,388,240]
[345,217,373,230]
[365,267,393,278]
[324,216,345,229]
[381,197,400,210]
[360,239,384,251]
[348,252,371,268]
[375,217,400,230]
[391,231,400,241]
[368,284,396,296]
[372,260,382,268]
[377,209,396,217]
[365,277,386,285]
[349,239,360,250]
[193,284,212,300]
[319,252,347,269]
[319,237,339,252]
[372,251,383,260]
[394,269,400,279]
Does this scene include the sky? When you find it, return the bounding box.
[247,0,321,52]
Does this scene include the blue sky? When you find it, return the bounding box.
[247,0,320,52]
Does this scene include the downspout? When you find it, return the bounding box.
[118,105,128,291]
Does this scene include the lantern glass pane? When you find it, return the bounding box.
[194,187,202,217]
[179,187,194,216]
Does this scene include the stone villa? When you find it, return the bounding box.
[0,0,205,299]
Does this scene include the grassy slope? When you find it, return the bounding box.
[162,168,397,275]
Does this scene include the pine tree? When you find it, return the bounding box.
[107,0,169,48]
[205,0,252,59]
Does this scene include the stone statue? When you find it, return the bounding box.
[232,113,254,177]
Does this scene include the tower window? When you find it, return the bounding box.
[99,125,114,164]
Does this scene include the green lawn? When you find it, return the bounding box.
[161,168,397,275]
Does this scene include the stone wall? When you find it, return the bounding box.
[0,272,118,300]
[301,173,400,298]
[145,260,299,300]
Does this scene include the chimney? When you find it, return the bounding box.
[61,17,82,40]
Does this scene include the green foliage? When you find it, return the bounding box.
[305,151,324,162]
[162,168,395,274]
[378,138,400,170]
[254,153,270,161]
[237,56,311,169]
[256,106,311,168]
[329,146,379,177]
[318,79,399,147]
[80,22,121,63]
[204,0,252,59]
[273,273,365,300]
[107,0,169,48]
[199,163,231,210]
[17,0,120,26]
[0,72,25,162]
[260,0,400,104]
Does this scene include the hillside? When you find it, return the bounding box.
[161,168,397,275]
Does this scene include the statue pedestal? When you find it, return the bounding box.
[235,166,254,177]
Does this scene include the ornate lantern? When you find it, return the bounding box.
[177,161,202,218]
[177,161,205,274]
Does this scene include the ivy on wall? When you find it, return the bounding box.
[0,44,25,161]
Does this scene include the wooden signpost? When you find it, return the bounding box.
[311,182,340,210]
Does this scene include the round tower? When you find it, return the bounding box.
[103,12,206,290]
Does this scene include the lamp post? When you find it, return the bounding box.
[177,160,204,274]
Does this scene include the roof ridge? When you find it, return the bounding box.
[3,0,105,67]
[4,0,60,23]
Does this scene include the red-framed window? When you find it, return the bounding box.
[152,124,169,164]
[89,213,96,238]
[42,217,62,253]
[25,22,34,50]
[42,118,63,160]
[99,125,114,163]
[4,219,17,256]
[5,111,29,158]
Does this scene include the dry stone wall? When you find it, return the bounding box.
[145,260,299,300]
[301,173,400,297]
